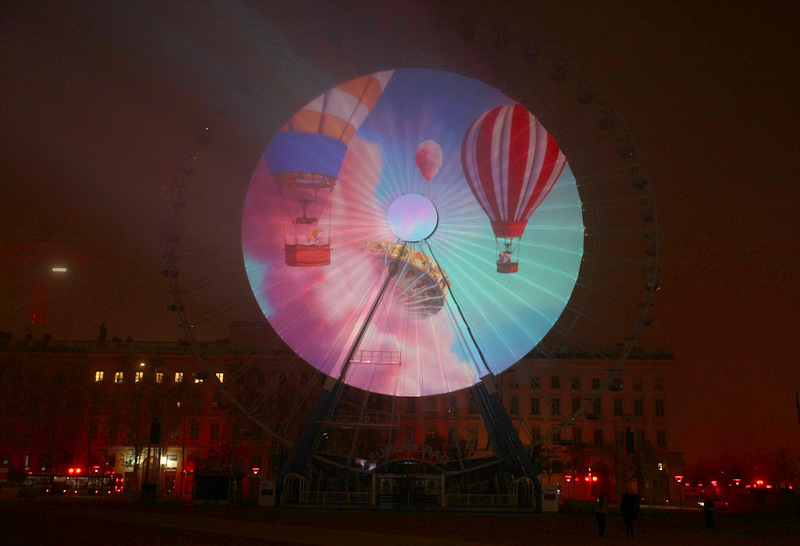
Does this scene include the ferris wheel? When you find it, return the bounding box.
[164,26,659,482]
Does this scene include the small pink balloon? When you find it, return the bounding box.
[415,140,442,181]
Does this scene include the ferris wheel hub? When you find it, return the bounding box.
[387,193,438,242]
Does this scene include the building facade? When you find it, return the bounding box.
[0,324,682,505]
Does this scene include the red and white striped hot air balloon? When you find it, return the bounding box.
[461,104,566,273]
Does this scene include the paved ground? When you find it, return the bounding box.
[2,497,799,545]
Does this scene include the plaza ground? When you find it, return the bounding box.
[2,497,799,545]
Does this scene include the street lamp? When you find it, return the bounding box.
[674,475,684,512]
[31,265,68,328]
[564,475,572,500]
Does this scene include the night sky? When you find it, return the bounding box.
[2,1,798,466]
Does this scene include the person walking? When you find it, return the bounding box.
[594,495,607,537]
[620,494,637,538]
[704,498,715,529]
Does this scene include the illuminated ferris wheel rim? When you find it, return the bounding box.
[242,68,593,398]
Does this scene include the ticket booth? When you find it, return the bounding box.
[541,484,559,512]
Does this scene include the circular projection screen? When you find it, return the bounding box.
[243,68,584,397]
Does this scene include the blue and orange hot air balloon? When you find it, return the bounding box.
[461,104,566,273]
[264,71,393,266]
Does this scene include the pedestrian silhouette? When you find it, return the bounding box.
[620,494,637,538]
[595,495,607,537]
[704,498,715,529]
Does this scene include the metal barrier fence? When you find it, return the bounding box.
[300,491,371,506]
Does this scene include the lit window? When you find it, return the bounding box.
[195,377,203,383]
[114,372,124,383]
[94,371,104,383]
[174,372,184,383]
[156,372,164,384]
[215,372,224,383]
[134,371,144,383]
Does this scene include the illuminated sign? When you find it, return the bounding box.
[165,454,178,473]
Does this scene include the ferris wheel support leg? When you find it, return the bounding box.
[277,380,348,488]
[475,377,540,492]
[277,249,404,491]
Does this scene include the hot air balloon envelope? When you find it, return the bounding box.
[415,140,443,182]
[462,104,566,240]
